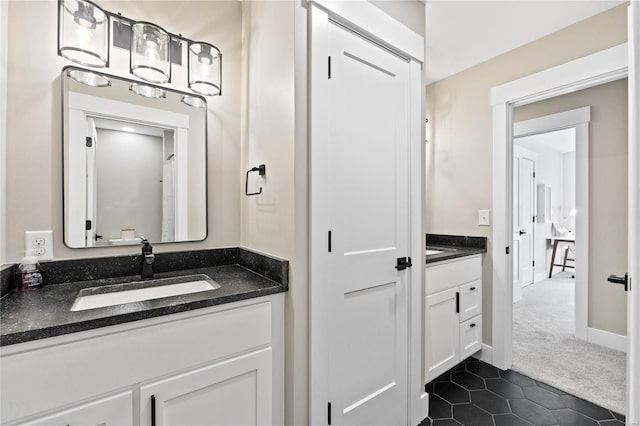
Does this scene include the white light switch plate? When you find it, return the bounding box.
[478,210,490,226]
[24,230,54,261]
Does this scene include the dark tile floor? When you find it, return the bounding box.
[420,357,625,426]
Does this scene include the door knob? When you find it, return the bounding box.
[607,273,629,292]
[519,229,527,235]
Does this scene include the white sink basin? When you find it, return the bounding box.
[426,249,444,256]
[71,274,220,311]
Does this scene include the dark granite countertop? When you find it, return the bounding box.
[0,248,288,347]
[426,233,487,264]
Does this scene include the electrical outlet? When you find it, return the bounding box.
[24,230,54,261]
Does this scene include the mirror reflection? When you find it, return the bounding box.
[62,66,208,248]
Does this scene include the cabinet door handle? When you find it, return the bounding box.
[470,323,476,328]
[151,395,156,426]
[470,287,476,291]
[455,292,460,314]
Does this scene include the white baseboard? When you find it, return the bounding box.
[587,327,627,353]
[534,271,547,284]
[473,344,493,363]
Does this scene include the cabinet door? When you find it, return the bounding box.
[17,391,133,426]
[140,348,272,426]
[459,280,482,322]
[425,288,459,383]
[459,315,482,360]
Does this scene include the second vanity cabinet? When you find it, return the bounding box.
[425,254,482,383]
[1,294,284,426]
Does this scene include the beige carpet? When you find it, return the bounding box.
[512,272,627,414]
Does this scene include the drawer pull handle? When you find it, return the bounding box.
[470,323,476,328]
[470,287,476,291]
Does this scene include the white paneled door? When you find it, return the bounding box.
[85,117,98,247]
[326,23,410,426]
[513,155,535,302]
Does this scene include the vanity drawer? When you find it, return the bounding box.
[459,315,482,360]
[425,255,481,295]
[459,280,482,322]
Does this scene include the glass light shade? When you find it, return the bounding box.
[188,42,221,96]
[130,83,166,99]
[181,95,206,108]
[131,22,171,83]
[58,0,109,67]
[67,68,110,87]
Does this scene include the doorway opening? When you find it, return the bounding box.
[510,97,627,414]
[500,76,629,416]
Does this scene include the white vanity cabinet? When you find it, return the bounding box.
[425,255,482,383]
[0,294,284,426]
[140,348,272,426]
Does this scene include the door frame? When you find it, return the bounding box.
[627,2,639,422]
[490,42,627,371]
[307,1,426,425]
[513,107,590,338]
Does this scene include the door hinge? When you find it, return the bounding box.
[328,230,332,253]
[506,246,510,255]
[533,171,536,178]
[532,260,535,267]
[85,220,92,230]
[86,136,92,147]
[328,56,332,79]
[533,216,536,223]
[328,402,332,425]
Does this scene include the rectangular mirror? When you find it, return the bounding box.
[62,66,207,248]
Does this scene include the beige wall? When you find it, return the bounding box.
[0,1,7,266]
[514,79,629,336]
[4,1,242,263]
[240,1,299,424]
[370,0,425,37]
[425,4,628,344]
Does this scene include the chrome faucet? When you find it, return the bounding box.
[140,237,155,279]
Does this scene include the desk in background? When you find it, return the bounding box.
[547,235,576,278]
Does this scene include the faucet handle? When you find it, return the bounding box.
[139,236,148,244]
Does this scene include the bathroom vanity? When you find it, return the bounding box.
[424,234,486,384]
[0,248,287,426]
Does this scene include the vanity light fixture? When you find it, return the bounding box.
[58,0,222,97]
[130,22,171,84]
[188,42,221,96]
[58,0,109,67]
[181,95,206,108]
[66,68,111,87]
[129,83,166,99]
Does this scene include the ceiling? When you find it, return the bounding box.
[515,128,576,154]
[425,0,626,84]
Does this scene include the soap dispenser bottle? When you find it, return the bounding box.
[13,250,44,292]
